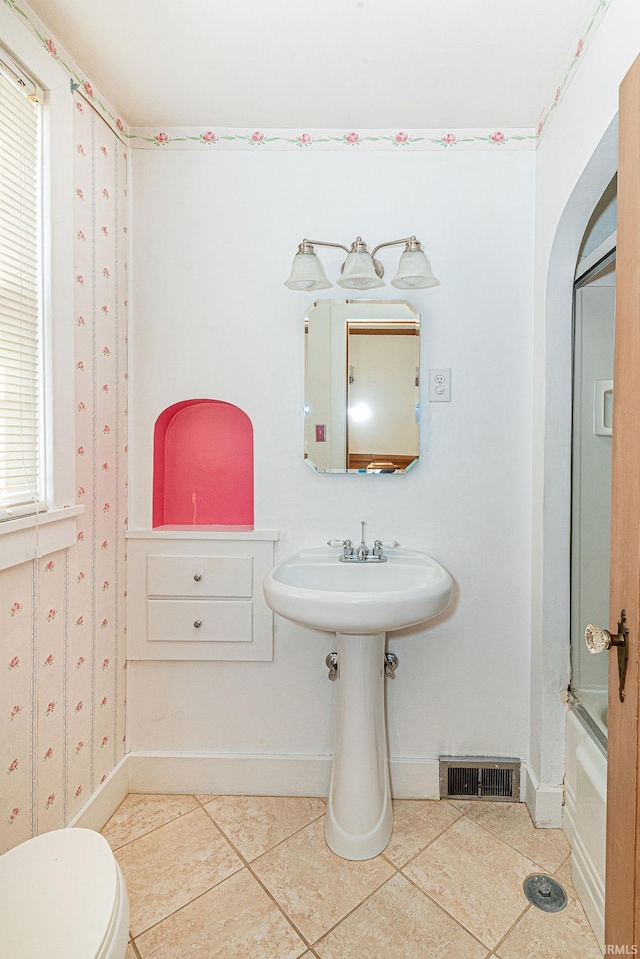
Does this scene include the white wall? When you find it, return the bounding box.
[531,0,640,796]
[128,147,535,771]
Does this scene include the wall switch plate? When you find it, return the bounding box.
[428,368,451,402]
[315,424,326,442]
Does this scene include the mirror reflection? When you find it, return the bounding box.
[304,300,420,473]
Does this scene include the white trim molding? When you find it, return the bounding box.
[68,753,130,832]
[0,505,83,571]
[522,761,564,828]
[68,753,552,834]
[126,753,441,799]
[66,752,443,828]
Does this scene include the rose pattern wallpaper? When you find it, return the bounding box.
[0,93,128,854]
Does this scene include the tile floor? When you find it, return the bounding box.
[102,793,603,959]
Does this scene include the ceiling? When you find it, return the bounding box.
[26,0,598,129]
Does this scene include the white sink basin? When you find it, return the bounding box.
[263,546,452,634]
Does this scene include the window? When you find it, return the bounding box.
[0,31,81,571]
[0,49,43,521]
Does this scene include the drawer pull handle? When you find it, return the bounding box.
[194,573,202,582]
[194,620,202,629]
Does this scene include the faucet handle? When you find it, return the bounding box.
[379,540,401,548]
[328,539,354,558]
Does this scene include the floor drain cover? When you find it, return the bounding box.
[523,875,567,913]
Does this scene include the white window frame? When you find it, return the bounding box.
[0,7,83,571]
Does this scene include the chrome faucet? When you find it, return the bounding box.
[355,520,370,561]
[356,523,369,561]
[327,522,400,562]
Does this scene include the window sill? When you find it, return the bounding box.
[0,505,84,572]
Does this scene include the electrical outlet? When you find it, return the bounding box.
[428,368,451,402]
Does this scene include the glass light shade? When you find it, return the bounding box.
[337,252,384,290]
[391,249,440,289]
[284,252,332,291]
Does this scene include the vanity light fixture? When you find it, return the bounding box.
[284,235,440,292]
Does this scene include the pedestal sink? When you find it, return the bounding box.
[263,545,452,860]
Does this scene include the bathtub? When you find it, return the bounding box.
[573,689,608,742]
[564,697,607,952]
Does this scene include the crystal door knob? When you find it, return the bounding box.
[586,610,629,703]
[193,620,202,629]
[585,623,622,653]
[585,624,611,653]
[194,573,202,582]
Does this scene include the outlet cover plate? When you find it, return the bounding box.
[429,368,451,402]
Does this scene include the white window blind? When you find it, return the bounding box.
[0,54,43,521]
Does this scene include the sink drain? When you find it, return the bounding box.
[523,875,567,913]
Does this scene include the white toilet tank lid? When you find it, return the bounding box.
[0,827,120,959]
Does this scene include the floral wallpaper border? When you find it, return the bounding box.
[4,0,612,152]
[128,126,539,152]
[2,0,128,143]
[535,0,612,139]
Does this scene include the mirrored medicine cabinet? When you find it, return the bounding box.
[304,300,420,473]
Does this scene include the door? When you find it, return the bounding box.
[605,52,640,950]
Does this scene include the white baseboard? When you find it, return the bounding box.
[128,752,333,797]
[68,755,130,832]
[390,759,441,799]
[128,752,442,800]
[521,761,564,827]
[65,753,532,835]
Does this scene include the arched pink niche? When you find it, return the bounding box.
[153,399,254,528]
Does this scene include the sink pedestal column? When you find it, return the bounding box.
[325,631,392,860]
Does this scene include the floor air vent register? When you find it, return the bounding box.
[439,758,520,801]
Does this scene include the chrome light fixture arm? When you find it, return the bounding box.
[299,239,351,255]
[370,235,421,258]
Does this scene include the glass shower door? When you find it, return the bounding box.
[570,256,615,742]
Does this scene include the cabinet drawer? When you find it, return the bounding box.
[147,600,252,643]
[147,555,253,597]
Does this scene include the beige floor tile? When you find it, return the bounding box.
[403,817,534,948]
[195,794,216,803]
[384,799,461,867]
[554,854,573,889]
[125,945,138,959]
[115,807,243,935]
[315,872,489,959]
[101,793,199,849]
[251,818,395,944]
[203,795,326,860]
[447,799,476,812]
[496,883,601,959]
[464,801,570,873]
[135,868,306,959]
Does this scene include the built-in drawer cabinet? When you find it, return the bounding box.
[147,555,253,598]
[127,531,278,661]
[147,599,253,644]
